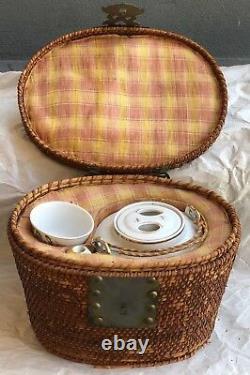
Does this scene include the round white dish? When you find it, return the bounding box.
[95,201,197,257]
[114,201,185,244]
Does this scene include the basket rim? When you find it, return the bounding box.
[18,26,228,173]
[8,175,241,272]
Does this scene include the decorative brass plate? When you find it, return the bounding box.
[88,276,159,328]
[102,3,144,27]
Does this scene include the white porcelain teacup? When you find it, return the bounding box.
[30,201,94,246]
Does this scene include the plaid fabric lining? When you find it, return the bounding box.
[24,35,221,167]
[18,182,231,265]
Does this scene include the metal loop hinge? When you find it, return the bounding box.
[150,168,170,179]
[185,205,201,223]
[91,237,112,254]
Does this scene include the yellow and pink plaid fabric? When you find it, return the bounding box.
[18,182,231,265]
[24,35,221,167]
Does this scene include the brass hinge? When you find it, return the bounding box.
[150,168,170,179]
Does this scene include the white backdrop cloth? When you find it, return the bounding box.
[0,66,250,375]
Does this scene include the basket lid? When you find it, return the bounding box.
[18,27,227,173]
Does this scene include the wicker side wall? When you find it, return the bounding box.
[8,175,240,366]
[9,228,238,367]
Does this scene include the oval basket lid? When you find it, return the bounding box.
[18,27,227,173]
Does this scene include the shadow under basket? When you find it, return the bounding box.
[8,26,241,367]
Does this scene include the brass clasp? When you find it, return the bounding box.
[102,3,144,27]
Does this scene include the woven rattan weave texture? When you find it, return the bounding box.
[8,175,240,366]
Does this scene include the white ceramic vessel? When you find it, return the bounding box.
[114,201,185,244]
[95,201,197,257]
[30,201,94,246]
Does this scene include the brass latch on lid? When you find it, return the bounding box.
[102,3,144,27]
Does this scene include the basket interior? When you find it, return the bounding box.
[17,179,232,267]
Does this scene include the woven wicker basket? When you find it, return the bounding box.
[8,26,240,367]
